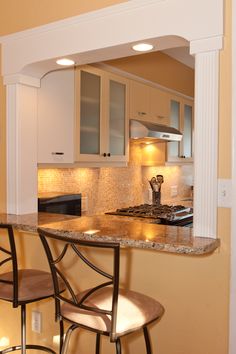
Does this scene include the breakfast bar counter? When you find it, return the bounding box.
[0,212,220,255]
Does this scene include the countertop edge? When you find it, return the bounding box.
[0,213,221,256]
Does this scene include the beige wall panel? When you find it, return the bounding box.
[0,0,126,35]
[218,0,232,178]
[0,225,229,354]
[0,47,6,212]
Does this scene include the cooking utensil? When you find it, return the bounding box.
[150,177,158,191]
[156,175,164,191]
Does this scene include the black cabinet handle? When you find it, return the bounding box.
[103,153,107,157]
[52,152,64,155]
[103,153,111,157]
[107,153,111,157]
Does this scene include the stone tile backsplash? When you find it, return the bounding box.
[38,163,193,215]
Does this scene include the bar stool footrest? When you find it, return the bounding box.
[0,344,56,354]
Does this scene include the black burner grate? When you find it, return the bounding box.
[106,204,193,225]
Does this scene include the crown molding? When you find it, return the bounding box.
[190,35,223,55]
[4,74,40,87]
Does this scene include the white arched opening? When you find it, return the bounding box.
[0,0,223,238]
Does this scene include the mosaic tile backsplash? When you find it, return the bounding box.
[38,147,193,215]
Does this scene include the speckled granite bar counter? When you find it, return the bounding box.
[0,213,220,255]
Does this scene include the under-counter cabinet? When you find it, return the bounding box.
[37,69,75,164]
[75,66,129,164]
[167,96,194,163]
[129,79,170,125]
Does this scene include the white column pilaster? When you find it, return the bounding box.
[193,50,219,237]
[7,83,38,214]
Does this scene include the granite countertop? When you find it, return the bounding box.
[0,213,220,256]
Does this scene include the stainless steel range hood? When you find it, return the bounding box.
[130,119,183,143]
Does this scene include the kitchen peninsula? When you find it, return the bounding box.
[0,212,220,256]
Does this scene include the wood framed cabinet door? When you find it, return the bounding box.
[129,80,149,121]
[149,87,170,125]
[37,68,75,164]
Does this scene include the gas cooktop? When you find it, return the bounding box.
[106,204,193,226]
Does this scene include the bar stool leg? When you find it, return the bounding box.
[61,324,77,354]
[59,320,64,354]
[21,304,26,354]
[143,326,152,354]
[115,338,121,354]
[95,333,100,354]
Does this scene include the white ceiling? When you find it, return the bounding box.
[163,46,195,69]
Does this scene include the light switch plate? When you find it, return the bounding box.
[218,179,232,208]
[32,310,42,333]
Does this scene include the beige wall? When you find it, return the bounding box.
[218,0,232,178]
[0,223,230,354]
[0,1,232,354]
[0,0,127,35]
[0,48,6,213]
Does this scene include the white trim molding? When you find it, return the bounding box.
[4,74,40,87]
[190,35,223,55]
[6,84,38,214]
[193,50,220,237]
[0,0,224,79]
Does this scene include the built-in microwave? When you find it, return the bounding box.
[38,192,81,216]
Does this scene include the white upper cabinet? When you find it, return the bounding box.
[75,66,129,164]
[167,96,194,163]
[129,80,149,120]
[149,86,170,125]
[37,65,193,166]
[37,65,129,166]
[37,69,75,164]
[129,80,169,125]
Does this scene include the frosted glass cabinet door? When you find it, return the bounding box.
[167,98,194,162]
[80,70,100,155]
[169,100,180,158]
[183,104,193,158]
[109,80,126,156]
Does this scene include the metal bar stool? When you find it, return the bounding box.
[0,224,58,354]
[38,228,165,354]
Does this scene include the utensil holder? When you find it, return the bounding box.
[152,191,161,206]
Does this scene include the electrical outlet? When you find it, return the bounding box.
[218,179,232,208]
[32,310,42,333]
[171,185,178,197]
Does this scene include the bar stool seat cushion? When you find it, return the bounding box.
[0,269,55,303]
[61,287,164,337]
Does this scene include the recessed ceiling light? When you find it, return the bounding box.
[56,58,75,66]
[132,43,154,52]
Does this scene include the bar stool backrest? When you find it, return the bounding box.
[0,224,18,307]
[38,228,120,341]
